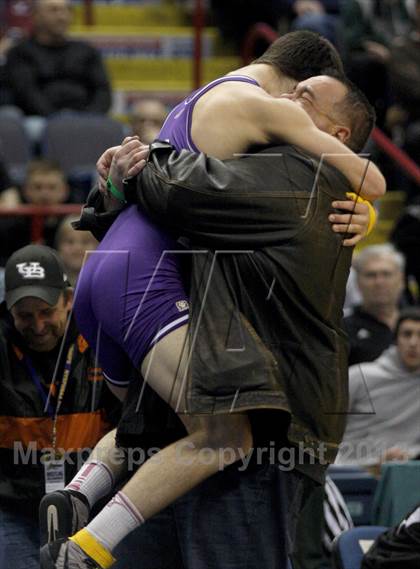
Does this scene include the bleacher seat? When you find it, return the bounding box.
[43,114,125,185]
[328,467,378,526]
[332,526,388,569]
[0,112,31,184]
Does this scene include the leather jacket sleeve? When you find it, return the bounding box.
[75,141,349,247]
[127,141,270,241]
[71,184,124,241]
[75,140,289,244]
[73,141,247,241]
[128,141,330,247]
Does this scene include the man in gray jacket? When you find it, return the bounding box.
[337,307,420,466]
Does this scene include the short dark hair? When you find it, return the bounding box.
[25,159,65,182]
[332,76,376,153]
[254,31,344,81]
[395,307,420,337]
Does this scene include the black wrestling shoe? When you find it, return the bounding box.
[39,490,90,546]
[40,538,103,569]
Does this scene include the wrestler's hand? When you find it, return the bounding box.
[108,138,149,187]
[328,199,372,247]
[97,145,120,194]
[96,136,149,194]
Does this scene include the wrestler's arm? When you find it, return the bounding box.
[248,96,386,201]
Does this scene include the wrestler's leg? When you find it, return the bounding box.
[121,413,252,519]
[44,239,188,530]
[66,414,252,567]
[48,326,253,568]
[116,324,253,517]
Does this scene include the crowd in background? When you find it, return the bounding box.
[0,1,419,568]
[0,0,419,272]
[0,0,418,483]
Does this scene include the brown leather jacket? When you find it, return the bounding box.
[77,142,353,481]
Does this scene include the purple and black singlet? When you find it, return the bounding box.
[73,76,258,385]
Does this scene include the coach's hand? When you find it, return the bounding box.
[328,198,373,247]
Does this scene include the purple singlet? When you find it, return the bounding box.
[74,206,189,385]
[74,76,259,386]
[159,75,259,152]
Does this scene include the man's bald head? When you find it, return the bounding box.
[283,75,376,152]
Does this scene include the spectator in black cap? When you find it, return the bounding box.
[5,244,71,322]
[0,244,119,569]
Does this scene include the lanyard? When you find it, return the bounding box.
[17,344,75,452]
[20,352,56,417]
[51,344,74,452]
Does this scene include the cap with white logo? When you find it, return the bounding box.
[5,245,69,309]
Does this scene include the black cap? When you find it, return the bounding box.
[5,245,68,309]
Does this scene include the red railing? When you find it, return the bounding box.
[242,23,278,64]
[83,0,94,26]
[371,128,420,187]
[0,204,82,243]
[242,23,420,188]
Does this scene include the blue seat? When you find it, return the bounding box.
[0,112,31,184]
[328,470,378,525]
[328,465,366,475]
[332,526,388,569]
[43,113,125,184]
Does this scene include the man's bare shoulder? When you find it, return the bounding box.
[194,80,271,116]
[191,81,276,157]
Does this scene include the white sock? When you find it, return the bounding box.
[86,492,144,552]
[66,460,114,507]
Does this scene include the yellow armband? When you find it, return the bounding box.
[346,192,377,236]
